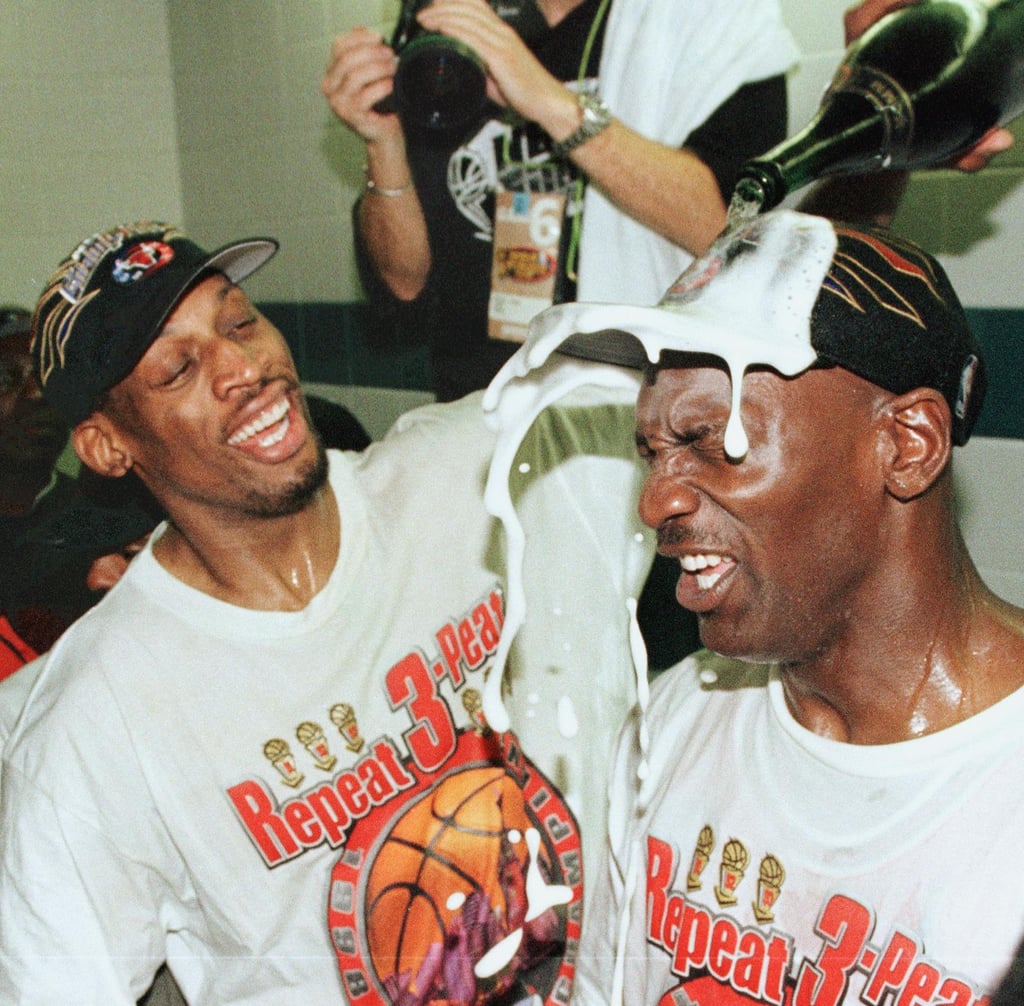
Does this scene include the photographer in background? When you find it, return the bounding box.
[323,0,795,675]
[323,0,798,402]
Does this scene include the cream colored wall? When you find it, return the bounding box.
[161,0,1024,311]
[4,2,1023,313]
[165,0,400,307]
[1,1,184,309]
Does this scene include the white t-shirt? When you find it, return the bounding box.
[0,389,652,1005]
[576,650,1024,1004]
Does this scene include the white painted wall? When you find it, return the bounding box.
[4,1,1022,311]
[1,1,183,308]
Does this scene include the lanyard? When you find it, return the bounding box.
[563,0,612,282]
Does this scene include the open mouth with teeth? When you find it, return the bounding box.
[680,553,734,592]
[227,397,292,449]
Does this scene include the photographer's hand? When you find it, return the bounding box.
[322,27,406,144]
[418,0,727,255]
[415,0,571,126]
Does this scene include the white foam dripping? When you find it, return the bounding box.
[475,927,523,978]
[626,597,651,791]
[524,827,573,920]
[723,356,749,459]
[611,842,641,1005]
[556,695,579,739]
[480,213,835,732]
[481,356,642,735]
[473,827,573,980]
[478,209,839,1005]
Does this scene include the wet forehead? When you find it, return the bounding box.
[637,361,753,427]
[634,362,855,463]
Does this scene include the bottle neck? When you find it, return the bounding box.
[735,94,891,211]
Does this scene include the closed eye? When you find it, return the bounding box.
[635,424,728,466]
[224,312,258,341]
[156,357,192,387]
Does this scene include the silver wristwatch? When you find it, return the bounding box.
[549,91,612,159]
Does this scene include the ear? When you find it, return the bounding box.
[72,416,134,478]
[882,388,952,501]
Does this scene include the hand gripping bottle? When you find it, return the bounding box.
[734,0,1024,212]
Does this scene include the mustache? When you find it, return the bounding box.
[242,372,299,399]
[655,522,723,553]
[222,374,306,438]
[229,373,302,416]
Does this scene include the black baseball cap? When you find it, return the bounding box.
[493,209,985,445]
[31,221,278,424]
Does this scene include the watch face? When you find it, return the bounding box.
[550,92,611,157]
[581,95,610,128]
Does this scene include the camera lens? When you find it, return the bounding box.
[392,34,487,131]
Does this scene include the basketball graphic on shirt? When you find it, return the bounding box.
[327,729,583,1005]
[365,766,534,989]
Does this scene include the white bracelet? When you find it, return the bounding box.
[364,176,414,197]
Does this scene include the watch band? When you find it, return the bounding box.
[549,92,612,160]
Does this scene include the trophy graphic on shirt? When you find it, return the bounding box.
[329,703,365,753]
[753,854,786,924]
[714,838,750,907]
[296,721,337,772]
[462,688,489,733]
[687,825,716,891]
[264,738,305,788]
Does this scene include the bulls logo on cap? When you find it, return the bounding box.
[112,241,175,284]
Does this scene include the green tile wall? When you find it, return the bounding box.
[259,302,431,392]
[965,308,1024,440]
[263,301,1024,439]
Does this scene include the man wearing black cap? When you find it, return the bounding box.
[483,209,1024,1002]
[0,221,653,1003]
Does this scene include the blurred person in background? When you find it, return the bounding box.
[323,0,797,402]
[0,304,160,674]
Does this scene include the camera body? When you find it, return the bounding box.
[387,0,545,131]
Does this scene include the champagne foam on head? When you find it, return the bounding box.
[480,210,835,733]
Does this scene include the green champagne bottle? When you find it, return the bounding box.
[734,0,1024,212]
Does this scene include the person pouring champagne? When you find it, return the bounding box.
[744,0,1020,223]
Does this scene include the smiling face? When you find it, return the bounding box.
[635,357,892,665]
[92,273,326,522]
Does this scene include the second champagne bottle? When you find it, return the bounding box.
[734,0,1024,213]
